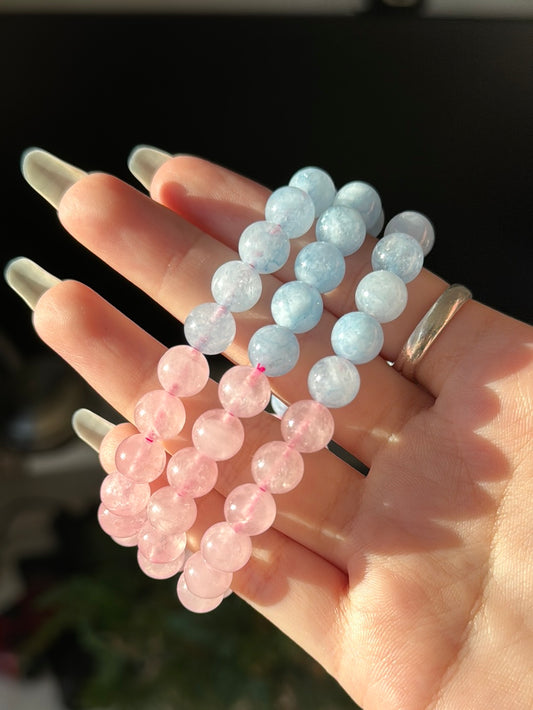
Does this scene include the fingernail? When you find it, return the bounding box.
[21,148,87,209]
[4,257,60,310]
[72,408,114,452]
[128,145,172,190]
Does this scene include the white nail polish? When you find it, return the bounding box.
[128,145,172,190]
[72,408,114,452]
[4,257,60,310]
[21,148,87,209]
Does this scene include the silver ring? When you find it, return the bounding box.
[394,284,472,382]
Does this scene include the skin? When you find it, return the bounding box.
[29,157,532,709]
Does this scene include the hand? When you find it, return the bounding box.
[8,150,533,710]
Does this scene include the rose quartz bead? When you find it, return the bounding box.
[280,400,335,452]
[97,503,147,537]
[111,534,139,547]
[115,434,166,483]
[183,551,233,599]
[251,441,304,494]
[218,365,271,418]
[157,345,210,397]
[137,549,186,579]
[134,389,186,441]
[177,575,224,613]
[137,521,187,563]
[147,486,197,533]
[166,447,218,497]
[224,483,277,536]
[100,473,150,517]
[201,522,253,572]
[192,409,244,461]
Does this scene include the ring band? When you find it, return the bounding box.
[394,284,472,382]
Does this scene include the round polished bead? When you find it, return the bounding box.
[115,434,166,483]
[137,521,187,563]
[289,166,336,216]
[355,270,408,323]
[97,503,147,538]
[100,472,150,517]
[211,260,262,312]
[371,232,424,283]
[265,186,315,239]
[201,522,253,572]
[238,221,290,274]
[281,400,334,452]
[308,356,360,408]
[271,281,323,334]
[183,551,233,599]
[157,345,209,397]
[316,205,366,256]
[224,483,277,536]
[147,486,197,533]
[248,325,300,377]
[184,302,236,355]
[134,389,186,441]
[334,180,382,229]
[331,311,384,364]
[192,409,244,461]
[384,211,435,256]
[251,441,304,494]
[218,365,271,418]
[166,447,218,497]
[294,242,346,293]
[177,575,224,613]
[368,209,385,237]
[137,549,186,579]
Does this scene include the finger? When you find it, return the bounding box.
[33,279,362,570]
[148,154,449,360]
[57,174,432,465]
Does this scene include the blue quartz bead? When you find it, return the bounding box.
[265,186,315,239]
[238,221,291,274]
[211,260,262,312]
[271,281,323,334]
[289,167,336,217]
[384,211,435,256]
[316,205,366,257]
[248,325,300,377]
[331,311,384,364]
[184,302,236,354]
[371,232,424,283]
[294,242,346,293]
[308,356,360,408]
[355,270,407,323]
[334,181,382,230]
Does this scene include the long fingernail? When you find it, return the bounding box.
[4,257,60,310]
[128,145,172,190]
[21,148,87,209]
[72,408,114,452]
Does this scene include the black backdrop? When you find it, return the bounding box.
[1,13,532,352]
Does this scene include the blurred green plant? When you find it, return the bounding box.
[20,511,357,710]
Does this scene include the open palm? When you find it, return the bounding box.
[23,153,533,710]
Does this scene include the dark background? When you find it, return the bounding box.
[1,13,532,357]
[0,10,531,710]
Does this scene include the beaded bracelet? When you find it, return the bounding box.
[177,176,433,612]
[97,169,333,583]
[96,165,434,614]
